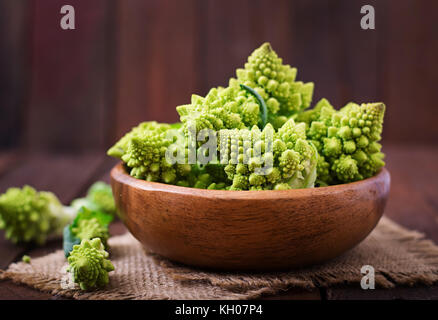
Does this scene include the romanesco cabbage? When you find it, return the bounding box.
[296,99,385,185]
[0,182,115,245]
[71,181,116,215]
[219,120,317,190]
[107,121,196,185]
[236,42,314,128]
[63,206,113,257]
[0,186,76,244]
[107,42,386,189]
[176,43,314,132]
[176,79,261,133]
[67,238,114,290]
[72,218,109,248]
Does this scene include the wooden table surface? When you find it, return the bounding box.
[0,145,437,300]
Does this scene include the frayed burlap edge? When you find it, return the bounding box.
[152,217,438,296]
[0,237,271,300]
[0,254,140,300]
[1,217,438,300]
[0,266,289,300]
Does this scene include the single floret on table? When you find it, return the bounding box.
[0,185,76,245]
[67,238,114,291]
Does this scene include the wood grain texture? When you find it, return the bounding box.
[329,0,382,104]
[0,0,32,149]
[0,152,20,179]
[383,145,438,244]
[383,0,438,144]
[1,1,438,151]
[114,0,198,140]
[0,153,104,203]
[24,0,116,152]
[0,280,55,300]
[111,164,390,271]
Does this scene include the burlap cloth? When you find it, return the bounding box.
[1,216,438,300]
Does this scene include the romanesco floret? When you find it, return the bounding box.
[219,120,318,190]
[177,79,261,133]
[108,121,195,184]
[297,99,385,185]
[107,121,172,159]
[67,238,114,290]
[72,218,109,248]
[63,206,113,257]
[107,43,386,189]
[0,186,75,244]
[87,182,115,214]
[71,181,116,215]
[236,42,314,128]
[177,43,314,132]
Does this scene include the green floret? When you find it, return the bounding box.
[298,100,386,185]
[177,43,314,133]
[67,238,114,291]
[86,182,115,214]
[72,218,109,248]
[0,186,76,244]
[63,207,113,257]
[177,79,261,133]
[108,43,386,189]
[22,255,31,263]
[107,121,174,159]
[71,182,115,215]
[107,121,196,184]
[236,42,314,128]
[219,120,318,190]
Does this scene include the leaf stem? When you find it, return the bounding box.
[240,84,268,128]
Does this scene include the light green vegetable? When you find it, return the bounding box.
[71,182,115,216]
[67,238,114,291]
[22,255,31,264]
[63,206,113,257]
[236,42,314,128]
[0,186,76,244]
[176,43,314,133]
[72,218,109,248]
[107,121,196,185]
[107,43,386,189]
[219,120,318,190]
[0,181,115,245]
[176,80,261,133]
[296,99,385,185]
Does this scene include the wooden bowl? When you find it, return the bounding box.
[111,163,390,271]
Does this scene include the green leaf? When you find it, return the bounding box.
[240,84,268,128]
[70,198,99,212]
[63,225,80,258]
[170,122,182,129]
[71,207,113,230]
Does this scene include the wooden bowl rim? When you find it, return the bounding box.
[111,162,390,201]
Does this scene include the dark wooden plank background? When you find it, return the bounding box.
[0,0,437,153]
